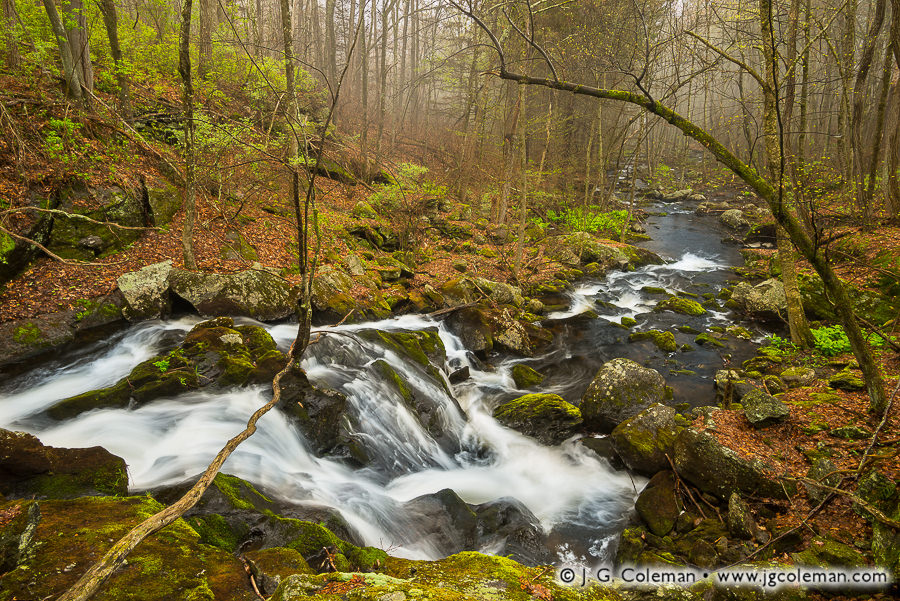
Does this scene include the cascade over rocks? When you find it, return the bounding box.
[580,358,668,432]
[43,317,287,420]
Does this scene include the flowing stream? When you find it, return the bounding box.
[0,200,760,566]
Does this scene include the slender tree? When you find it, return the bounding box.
[179,0,198,270]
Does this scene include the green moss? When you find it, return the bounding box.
[494,393,580,422]
[373,359,414,404]
[187,513,246,552]
[213,473,272,511]
[620,316,637,327]
[695,333,725,347]
[629,329,677,352]
[510,364,544,389]
[641,286,669,295]
[12,322,43,346]
[654,296,707,316]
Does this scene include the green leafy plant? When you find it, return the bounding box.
[542,206,628,237]
[153,358,170,373]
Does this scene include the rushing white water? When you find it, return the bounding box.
[0,313,638,563]
[547,250,728,322]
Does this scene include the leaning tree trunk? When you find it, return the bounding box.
[198,0,213,79]
[42,0,82,99]
[178,0,198,270]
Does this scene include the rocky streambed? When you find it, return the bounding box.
[4,196,894,600]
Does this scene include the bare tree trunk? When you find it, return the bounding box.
[866,46,892,214]
[198,0,213,79]
[359,5,369,167]
[497,81,522,224]
[850,0,886,223]
[179,0,197,270]
[63,0,93,92]
[513,85,528,276]
[98,0,132,118]
[325,0,336,83]
[42,0,82,99]
[2,0,20,69]
[759,0,814,348]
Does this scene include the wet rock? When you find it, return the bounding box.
[492,393,582,445]
[730,278,787,319]
[653,296,707,316]
[401,489,479,557]
[545,232,661,270]
[635,471,680,536]
[244,548,314,596]
[46,318,287,420]
[580,358,668,432]
[741,389,790,427]
[714,370,762,403]
[170,264,299,321]
[0,429,127,499]
[511,364,544,389]
[0,312,76,367]
[629,329,677,352]
[610,404,682,476]
[448,366,470,383]
[117,260,174,320]
[660,189,693,202]
[492,316,532,356]
[673,427,790,499]
[476,498,552,566]
[277,365,354,459]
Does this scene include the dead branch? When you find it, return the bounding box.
[2,207,160,231]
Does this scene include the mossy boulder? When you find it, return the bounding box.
[0,496,251,601]
[580,358,668,432]
[635,471,681,536]
[610,404,682,476]
[629,329,678,352]
[545,231,662,270]
[45,318,287,420]
[117,260,174,320]
[0,429,128,499]
[791,537,868,568]
[720,209,749,230]
[274,551,617,601]
[780,366,817,388]
[492,393,583,445]
[0,311,77,367]
[673,427,790,499]
[510,364,544,389]
[351,200,378,219]
[741,389,790,427]
[654,296,707,316]
[169,264,299,321]
[829,369,866,391]
[245,547,314,596]
[358,329,447,370]
[730,278,787,319]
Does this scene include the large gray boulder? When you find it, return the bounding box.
[493,393,582,445]
[742,388,790,427]
[170,264,298,321]
[673,426,790,499]
[117,260,174,320]
[580,358,667,431]
[720,209,750,230]
[730,278,787,318]
[610,404,682,475]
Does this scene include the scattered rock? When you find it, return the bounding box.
[580,358,668,432]
[720,209,750,230]
[635,471,680,536]
[351,201,378,219]
[170,264,299,321]
[444,307,493,355]
[610,404,682,476]
[828,369,866,391]
[792,537,868,568]
[492,393,582,445]
[511,364,544,389]
[727,492,757,539]
[629,329,677,352]
[654,296,707,316]
[805,458,840,505]
[117,260,174,320]
[673,427,790,499]
[742,389,790,427]
[780,366,817,388]
[730,278,787,319]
